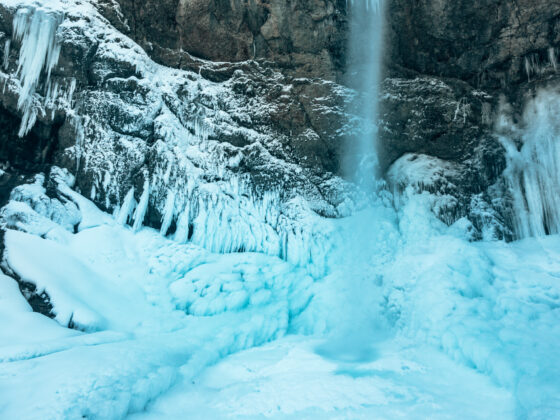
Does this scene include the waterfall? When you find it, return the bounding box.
[500,88,560,239]
[316,0,388,363]
[344,0,385,195]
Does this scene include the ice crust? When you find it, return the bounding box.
[0,172,559,418]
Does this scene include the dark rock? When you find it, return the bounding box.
[386,0,560,90]
[97,0,348,80]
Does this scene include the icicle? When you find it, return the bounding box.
[72,115,86,172]
[67,78,76,104]
[132,180,150,231]
[18,104,37,137]
[524,57,532,82]
[3,39,10,70]
[12,7,63,137]
[160,190,176,236]
[173,202,191,243]
[549,47,558,72]
[116,187,136,225]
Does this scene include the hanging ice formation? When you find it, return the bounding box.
[524,48,558,82]
[132,180,150,232]
[116,187,136,226]
[11,6,63,137]
[500,89,560,238]
[116,174,331,277]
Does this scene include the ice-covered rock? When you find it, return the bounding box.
[0,0,359,268]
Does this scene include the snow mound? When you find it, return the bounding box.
[0,173,319,419]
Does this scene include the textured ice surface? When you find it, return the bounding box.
[1,177,559,418]
[130,336,514,420]
[0,179,316,418]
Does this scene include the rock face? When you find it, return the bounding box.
[0,0,350,272]
[378,76,508,236]
[95,0,560,238]
[386,0,560,90]
[97,0,347,80]
[381,0,560,237]
[0,0,559,241]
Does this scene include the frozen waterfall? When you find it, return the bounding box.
[500,89,560,239]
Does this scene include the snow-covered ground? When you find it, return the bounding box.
[1,176,559,419]
[130,336,514,420]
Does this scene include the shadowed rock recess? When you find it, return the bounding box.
[0,0,559,241]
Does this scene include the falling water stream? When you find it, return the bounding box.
[343,0,385,193]
[316,0,388,363]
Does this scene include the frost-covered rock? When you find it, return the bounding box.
[0,0,361,267]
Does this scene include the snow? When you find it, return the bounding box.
[0,185,317,418]
[387,153,461,192]
[130,336,514,420]
[1,166,560,419]
[0,272,79,347]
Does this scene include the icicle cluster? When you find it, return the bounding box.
[500,89,560,238]
[114,174,331,277]
[2,0,337,277]
[524,48,558,82]
[11,6,63,136]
